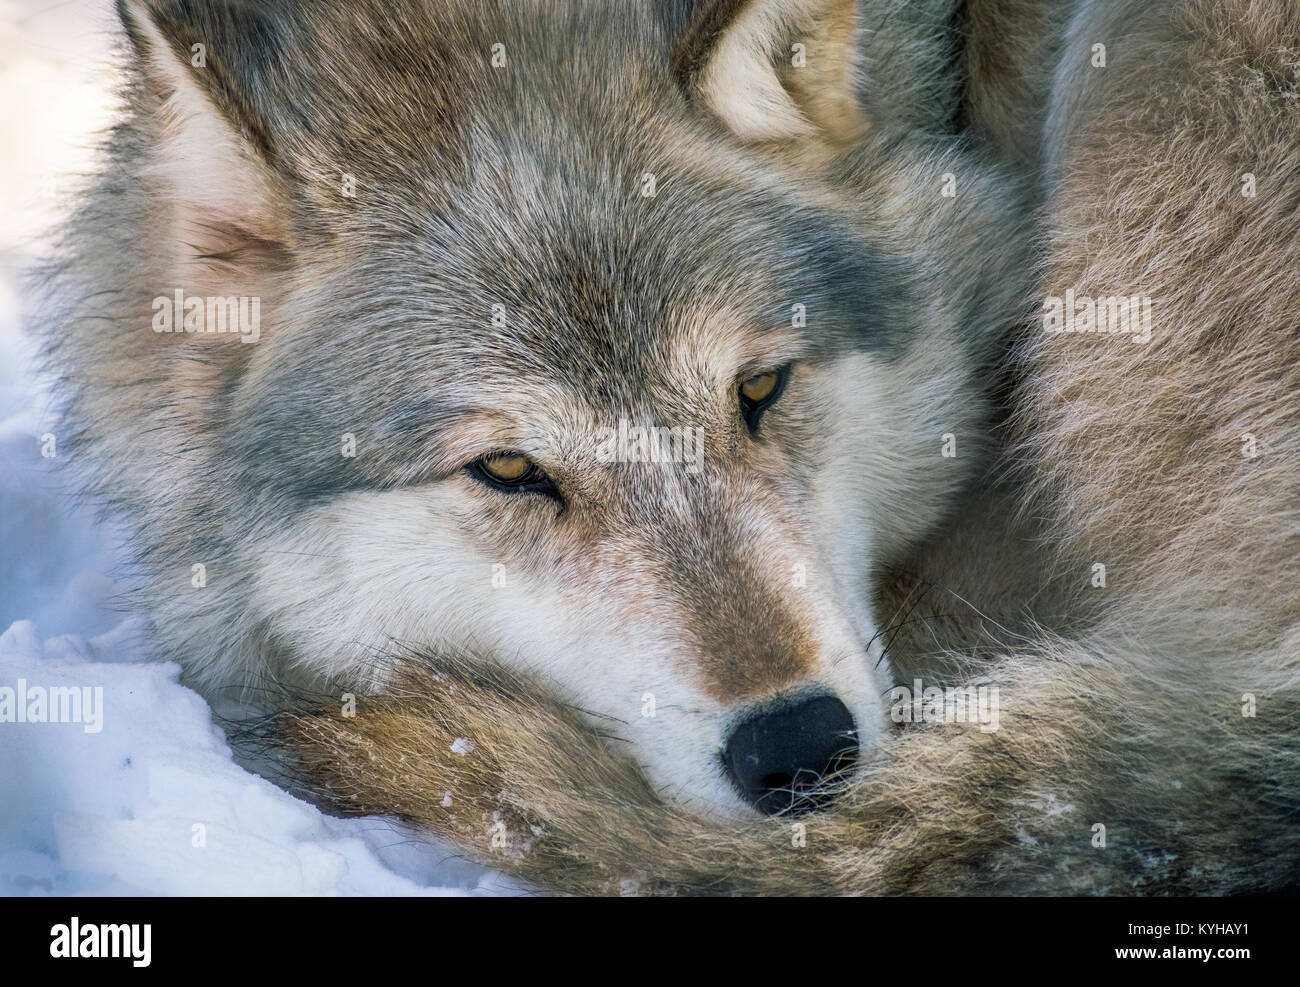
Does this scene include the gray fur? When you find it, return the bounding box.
[52,0,1300,898]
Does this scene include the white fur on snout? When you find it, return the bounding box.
[246,485,750,812]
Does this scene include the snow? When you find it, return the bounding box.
[0,0,512,896]
[0,619,523,896]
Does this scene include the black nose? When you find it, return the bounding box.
[723,695,859,815]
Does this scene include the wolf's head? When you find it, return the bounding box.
[55,0,1024,816]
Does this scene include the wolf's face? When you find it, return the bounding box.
[243,160,975,814]
[86,0,1020,816]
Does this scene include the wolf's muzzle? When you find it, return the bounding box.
[722,694,859,815]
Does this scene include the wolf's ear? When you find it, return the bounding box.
[674,0,866,144]
[116,0,292,257]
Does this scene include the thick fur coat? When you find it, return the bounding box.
[40,0,1300,893]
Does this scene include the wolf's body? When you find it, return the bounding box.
[42,0,1300,892]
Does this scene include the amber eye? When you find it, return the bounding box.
[738,367,788,431]
[741,372,778,403]
[476,452,534,484]
[469,451,561,501]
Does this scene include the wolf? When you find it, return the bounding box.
[41,0,1300,894]
[45,0,1027,814]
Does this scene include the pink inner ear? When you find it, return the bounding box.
[144,80,293,295]
[130,2,286,250]
[149,88,285,245]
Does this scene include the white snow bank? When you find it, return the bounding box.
[0,618,518,895]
